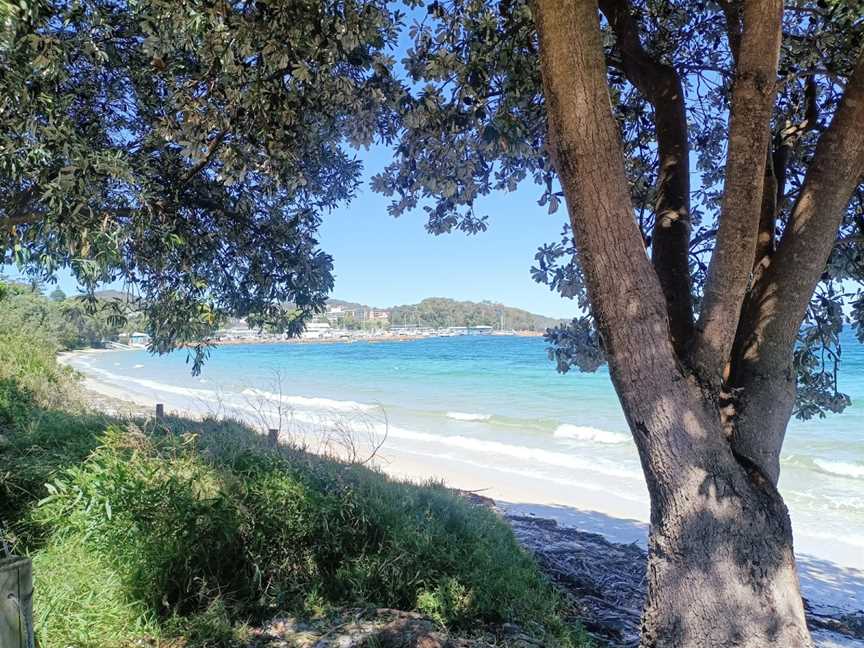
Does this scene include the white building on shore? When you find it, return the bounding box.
[302,322,333,339]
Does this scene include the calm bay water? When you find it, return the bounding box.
[68,333,864,566]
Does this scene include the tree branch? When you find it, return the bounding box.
[774,76,819,210]
[736,49,864,371]
[2,186,44,230]
[727,51,864,484]
[533,0,678,395]
[754,147,778,271]
[690,0,784,383]
[599,0,694,357]
[1,214,42,229]
[753,76,819,274]
[718,0,742,65]
[180,129,228,186]
[754,76,819,272]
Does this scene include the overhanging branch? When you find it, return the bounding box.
[179,129,228,186]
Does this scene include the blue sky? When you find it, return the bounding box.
[313,145,573,316]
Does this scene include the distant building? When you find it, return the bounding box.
[302,321,332,339]
[324,305,360,323]
[127,332,150,346]
[324,304,389,324]
[367,309,389,321]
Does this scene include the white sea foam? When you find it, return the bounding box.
[133,364,145,369]
[240,388,377,413]
[274,409,640,481]
[446,411,492,422]
[814,459,864,480]
[82,365,222,402]
[554,424,630,445]
[384,427,641,480]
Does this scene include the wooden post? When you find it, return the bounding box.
[268,429,279,448]
[155,403,164,419]
[0,556,33,648]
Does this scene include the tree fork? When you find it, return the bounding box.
[599,0,694,355]
[534,0,812,644]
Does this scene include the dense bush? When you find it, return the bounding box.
[0,282,145,351]
[30,420,578,645]
[0,377,32,429]
[0,331,96,538]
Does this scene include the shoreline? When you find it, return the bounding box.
[60,349,864,626]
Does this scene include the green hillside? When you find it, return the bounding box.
[328,297,565,331]
[388,298,563,331]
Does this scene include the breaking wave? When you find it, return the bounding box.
[553,424,630,445]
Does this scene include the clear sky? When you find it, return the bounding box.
[314,144,574,316]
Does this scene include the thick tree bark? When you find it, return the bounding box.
[533,1,811,645]
[637,379,810,648]
[599,0,694,355]
[692,0,783,383]
[730,51,864,484]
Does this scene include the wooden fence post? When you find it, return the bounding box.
[155,403,164,419]
[268,429,279,448]
[0,556,33,648]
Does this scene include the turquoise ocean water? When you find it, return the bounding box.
[67,333,864,567]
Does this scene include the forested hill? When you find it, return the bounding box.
[330,297,566,331]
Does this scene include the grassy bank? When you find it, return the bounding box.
[0,332,588,647]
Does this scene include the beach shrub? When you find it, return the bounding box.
[0,332,78,415]
[0,377,32,429]
[0,333,92,532]
[27,419,584,646]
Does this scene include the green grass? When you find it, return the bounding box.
[31,535,161,647]
[0,332,588,647]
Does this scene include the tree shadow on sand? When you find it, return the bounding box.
[498,501,864,648]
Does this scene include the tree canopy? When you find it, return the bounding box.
[375,0,864,420]
[1,0,405,368]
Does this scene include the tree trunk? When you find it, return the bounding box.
[607,339,810,646]
[532,1,814,645]
[631,377,810,647]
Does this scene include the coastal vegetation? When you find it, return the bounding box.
[0,281,144,350]
[328,297,563,331]
[0,327,586,647]
[388,298,562,331]
[2,1,863,646]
